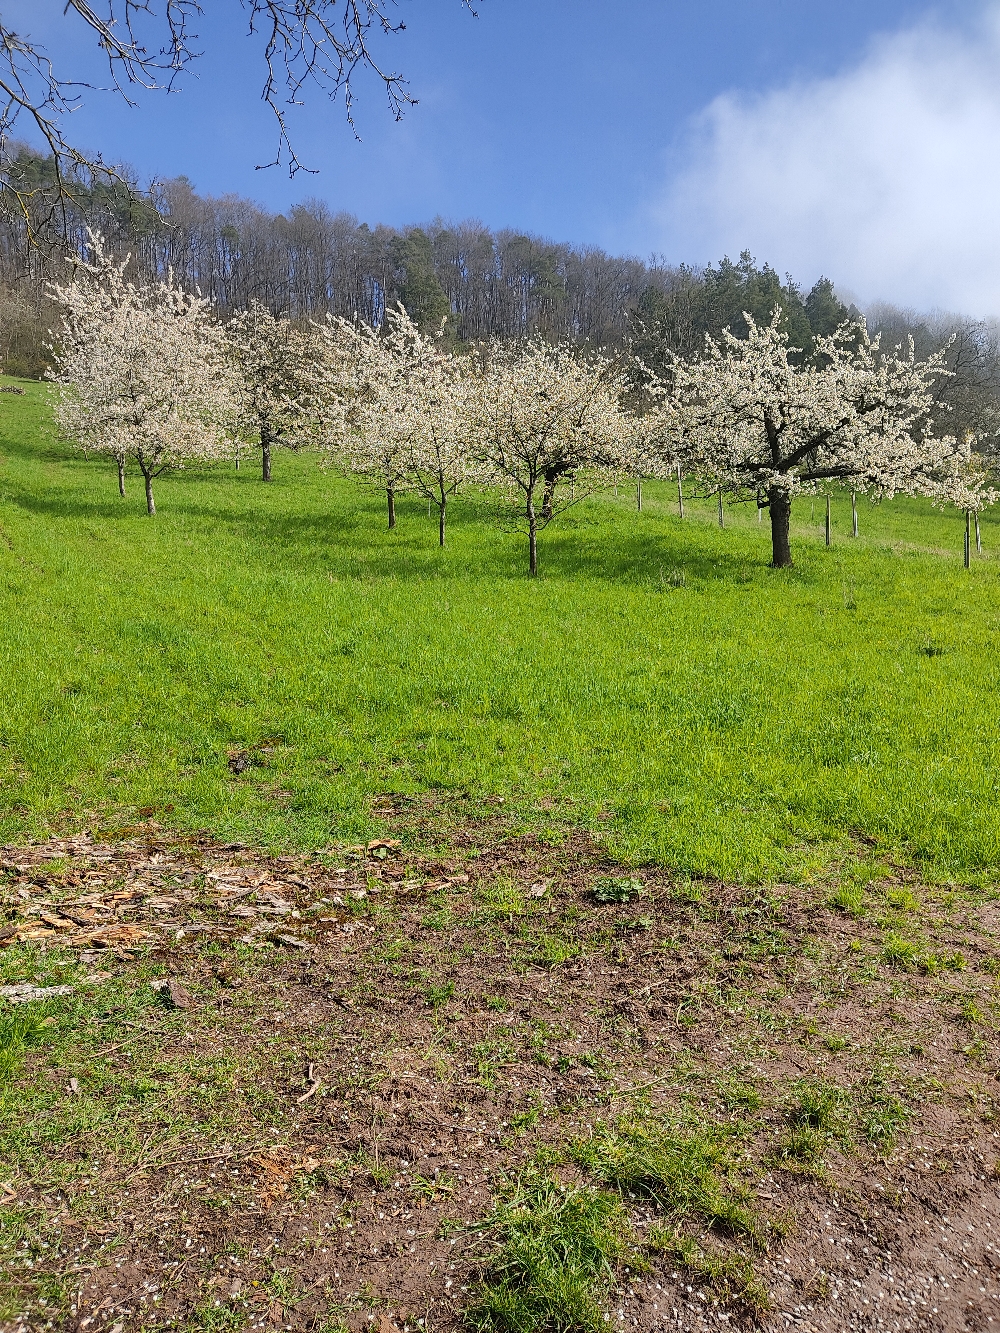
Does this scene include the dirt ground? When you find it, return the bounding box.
[0,827,998,1333]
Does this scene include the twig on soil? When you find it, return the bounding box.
[635,978,673,997]
[123,1146,265,1178]
[296,1064,323,1103]
[608,1073,675,1098]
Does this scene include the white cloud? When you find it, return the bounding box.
[657,6,1000,317]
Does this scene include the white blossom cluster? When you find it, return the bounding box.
[46,243,997,569]
[49,235,233,515]
[641,310,996,564]
[316,306,636,570]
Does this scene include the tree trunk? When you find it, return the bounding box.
[768,489,792,567]
[542,474,555,522]
[117,455,126,498]
[676,465,684,518]
[975,510,982,555]
[142,467,156,516]
[851,490,858,537]
[636,480,642,511]
[261,423,272,482]
[717,490,724,528]
[387,486,396,529]
[438,493,446,546]
[527,494,538,576]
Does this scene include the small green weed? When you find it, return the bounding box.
[481,878,525,919]
[790,1080,843,1132]
[510,1104,541,1134]
[670,879,704,906]
[463,1174,639,1333]
[860,1088,910,1148]
[0,1008,52,1082]
[881,933,924,969]
[426,981,456,1010]
[191,1300,248,1330]
[718,1079,763,1112]
[531,936,579,968]
[775,1126,827,1166]
[411,1171,456,1200]
[474,1038,517,1087]
[828,884,866,917]
[885,887,919,912]
[591,877,643,904]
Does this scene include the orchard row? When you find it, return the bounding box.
[49,234,994,571]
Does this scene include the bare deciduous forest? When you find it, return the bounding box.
[4,147,1000,451]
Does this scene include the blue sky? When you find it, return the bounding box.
[12,1,1000,310]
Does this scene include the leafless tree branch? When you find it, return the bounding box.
[1,0,478,236]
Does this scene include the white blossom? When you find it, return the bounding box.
[49,234,232,515]
[644,310,996,566]
[225,300,323,481]
[475,338,634,574]
[319,306,482,539]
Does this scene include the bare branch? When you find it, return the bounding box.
[0,1,478,235]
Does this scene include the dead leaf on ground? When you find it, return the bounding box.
[168,979,193,1008]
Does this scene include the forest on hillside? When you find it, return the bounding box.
[3,147,1000,443]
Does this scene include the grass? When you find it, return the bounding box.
[5,376,1000,880]
[569,1119,760,1239]
[464,1174,639,1333]
[466,1119,768,1329]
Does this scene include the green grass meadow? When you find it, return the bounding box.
[3,375,1000,883]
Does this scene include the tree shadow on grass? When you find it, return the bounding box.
[2,459,872,593]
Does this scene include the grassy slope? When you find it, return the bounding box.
[3,377,1000,881]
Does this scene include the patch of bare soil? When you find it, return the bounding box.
[0,829,998,1333]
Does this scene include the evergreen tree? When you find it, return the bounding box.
[392,228,451,333]
[805,277,850,338]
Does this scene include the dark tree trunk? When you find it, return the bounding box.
[542,472,556,522]
[527,493,538,576]
[141,467,156,516]
[438,493,446,546]
[117,455,126,498]
[261,423,272,482]
[768,488,792,567]
[387,486,396,529]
